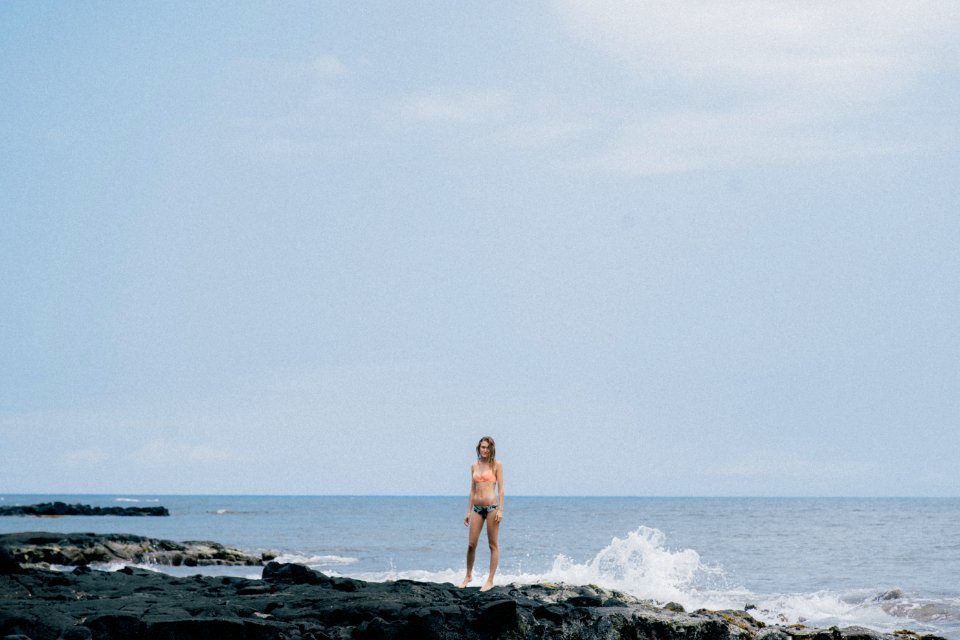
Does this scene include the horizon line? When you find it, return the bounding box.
[2,493,958,500]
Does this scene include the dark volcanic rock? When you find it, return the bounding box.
[0,501,169,517]
[0,546,23,575]
[0,501,168,518]
[262,559,330,585]
[0,555,941,640]
[0,502,170,517]
[0,532,265,567]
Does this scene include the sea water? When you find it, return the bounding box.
[2,495,958,638]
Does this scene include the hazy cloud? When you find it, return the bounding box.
[258,136,321,157]
[235,53,349,84]
[553,105,922,176]
[62,447,111,467]
[130,439,246,468]
[556,1,959,97]
[710,450,872,482]
[219,53,357,160]
[552,1,960,174]
[396,89,514,125]
[309,55,347,78]
[490,95,604,150]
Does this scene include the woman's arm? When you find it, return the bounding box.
[464,465,475,526]
[495,461,505,521]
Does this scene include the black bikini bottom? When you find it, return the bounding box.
[473,505,498,519]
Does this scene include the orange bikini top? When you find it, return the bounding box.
[473,466,497,483]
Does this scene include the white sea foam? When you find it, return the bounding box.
[277,553,359,567]
[342,526,723,601]
[541,526,725,603]
[48,562,134,573]
[741,590,954,636]
[881,595,960,625]
[208,508,264,515]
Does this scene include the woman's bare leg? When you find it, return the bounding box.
[480,513,500,591]
[460,512,484,587]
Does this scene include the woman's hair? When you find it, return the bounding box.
[476,436,496,467]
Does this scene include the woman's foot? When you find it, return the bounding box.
[480,580,494,592]
[459,575,472,588]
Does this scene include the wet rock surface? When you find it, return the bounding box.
[0,532,266,567]
[0,502,169,517]
[0,542,946,640]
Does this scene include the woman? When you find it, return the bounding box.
[460,436,504,591]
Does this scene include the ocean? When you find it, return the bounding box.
[2,495,958,638]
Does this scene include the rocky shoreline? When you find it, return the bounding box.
[0,532,268,568]
[0,533,945,640]
[0,502,169,517]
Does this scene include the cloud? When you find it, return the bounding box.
[557,1,958,97]
[384,89,603,154]
[552,105,922,176]
[233,53,348,83]
[371,4,957,175]
[309,55,347,78]
[130,439,247,468]
[258,136,321,157]
[62,447,111,467]
[489,95,603,150]
[709,450,872,482]
[396,89,514,125]
[234,54,350,106]
[551,1,960,174]
[219,54,356,160]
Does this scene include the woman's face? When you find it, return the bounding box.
[478,440,491,460]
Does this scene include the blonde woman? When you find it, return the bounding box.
[460,436,504,591]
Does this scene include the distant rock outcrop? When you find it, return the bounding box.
[0,501,170,517]
[0,532,267,567]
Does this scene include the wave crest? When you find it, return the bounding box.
[541,526,724,604]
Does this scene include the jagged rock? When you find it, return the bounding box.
[0,547,23,575]
[478,598,518,630]
[262,560,329,585]
[0,532,264,568]
[0,501,169,517]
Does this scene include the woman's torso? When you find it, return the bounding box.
[471,462,498,506]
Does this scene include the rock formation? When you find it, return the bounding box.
[0,532,266,567]
[0,502,169,517]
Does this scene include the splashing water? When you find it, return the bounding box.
[273,553,358,567]
[345,526,728,607]
[539,526,725,604]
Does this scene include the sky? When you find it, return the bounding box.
[1,1,958,497]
